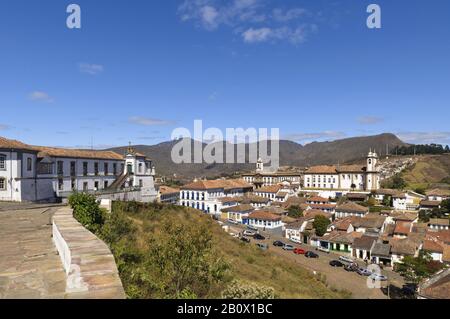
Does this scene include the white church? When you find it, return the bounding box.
[0,136,157,203]
[303,150,381,192]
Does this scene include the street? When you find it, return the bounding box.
[224,221,405,299]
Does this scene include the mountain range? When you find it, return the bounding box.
[108,133,407,180]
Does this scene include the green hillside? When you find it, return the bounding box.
[402,154,450,190]
[104,202,349,299]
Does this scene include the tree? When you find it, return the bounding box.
[146,221,230,298]
[396,252,442,284]
[288,205,304,218]
[382,195,392,207]
[313,215,331,237]
[391,174,407,190]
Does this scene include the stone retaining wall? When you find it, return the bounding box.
[52,207,126,299]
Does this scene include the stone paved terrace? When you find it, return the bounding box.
[0,204,125,299]
[0,206,67,298]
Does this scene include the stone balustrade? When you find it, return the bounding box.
[52,207,126,299]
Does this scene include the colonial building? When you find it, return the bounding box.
[0,137,157,202]
[157,186,180,204]
[303,150,380,192]
[179,179,253,215]
[242,158,302,189]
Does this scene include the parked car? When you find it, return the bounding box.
[256,243,269,250]
[329,260,344,267]
[339,256,355,264]
[289,237,302,244]
[253,234,266,240]
[240,237,250,243]
[293,248,306,255]
[370,273,388,281]
[344,263,359,272]
[305,251,319,258]
[243,230,256,237]
[247,225,258,231]
[273,240,284,247]
[357,268,373,276]
[282,244,295,251]
[316,246,330,254]
[229,232,239,238]
[227,219,239,225]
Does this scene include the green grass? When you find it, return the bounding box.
[112,203,350,299]
[402,155,450,190]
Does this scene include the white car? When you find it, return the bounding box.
[316,246,330,253]
[370,273,388,281]
[339,255,355,264]
[227,219,239,225]
[229,232,239,238]
[289,237,302,244]
[282,244,295,251]
[243,230,256,237]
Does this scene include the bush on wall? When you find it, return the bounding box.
[68,192,105,234]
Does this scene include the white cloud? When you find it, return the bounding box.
[272,8,307,22]
[242,27,272,43]
[242,25,314,44]
[79,63,104,75]
[28,91,54,103]
[396,132,450,145]
[128,116,174,126]
[0,124,10,131]
[357,116,384,125]
[178,0,315,45]
[284,131,346,143]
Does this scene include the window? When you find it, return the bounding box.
[104,181,109,189]
[0,178,6,190]
[58,178,64,191]
[139,163,143,173]
[139,179,143,187]
[94,181,99,190]
[83,162,88,176]
[104,163,109,175]
[37,162,52,174]
[57,161,64,175]
[83,182,88,191]
[70,161,76,176]
[71,178,76,190]
[0,155,5,170]
[113,163,117,175]
[94,162,99,176]
[27,158,32,171]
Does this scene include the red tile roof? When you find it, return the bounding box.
[182,179,253,190]
[247,211,282,222]
[394,222,412,235]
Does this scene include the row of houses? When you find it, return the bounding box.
[285,208,450,267]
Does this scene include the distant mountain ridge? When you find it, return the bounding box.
[107,133,407,180]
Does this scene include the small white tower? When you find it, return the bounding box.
[256,158,264,172]
[366,148,378,172]
[366,149,380,191]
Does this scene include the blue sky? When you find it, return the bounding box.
[0,0,449,148]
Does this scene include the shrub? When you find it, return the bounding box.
[222,280,275,299]
[68,192,105,234]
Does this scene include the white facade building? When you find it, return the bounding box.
[179,179,253,215]
[0,137,157,202]
[303,151,380,192]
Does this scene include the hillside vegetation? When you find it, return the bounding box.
[101,202,349,299]
[401,154,450,190]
